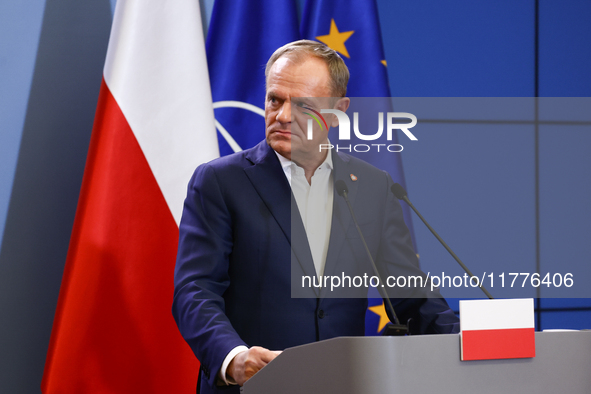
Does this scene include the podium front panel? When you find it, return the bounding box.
[242,331,591,394]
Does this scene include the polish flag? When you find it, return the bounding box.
[42,0,218,392]
[460,298,535,361]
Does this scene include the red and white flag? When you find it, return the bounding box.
[460,298,535,361]
[42,0,218,392]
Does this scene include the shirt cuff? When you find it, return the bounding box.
[219,345,249,385]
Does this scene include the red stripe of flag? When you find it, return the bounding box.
[462,327,536,361]
[42,79,198,393]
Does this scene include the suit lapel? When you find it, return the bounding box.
[243,141,291,241]
[290,194,320,294]
[243,142,318,289]
[322,151,359,290]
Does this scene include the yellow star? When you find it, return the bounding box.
[316,19,354,58]
[368,302,391,333]
[381,60,387,67]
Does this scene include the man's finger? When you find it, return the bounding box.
[257,348,281,363]
[228,347,283,386]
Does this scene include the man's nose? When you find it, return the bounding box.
[276,102,291,123]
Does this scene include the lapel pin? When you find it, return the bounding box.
[350,174,358,181]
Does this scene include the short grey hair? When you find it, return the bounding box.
[265,40,350,97]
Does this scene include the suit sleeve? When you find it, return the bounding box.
[172,163,247,387]
[376,171,460,335]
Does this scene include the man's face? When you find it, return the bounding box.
[265,56,339,161]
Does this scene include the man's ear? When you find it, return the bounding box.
[330,97,350,127]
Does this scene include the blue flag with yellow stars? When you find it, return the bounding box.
[301,0,417,336]
[206,0,299,156]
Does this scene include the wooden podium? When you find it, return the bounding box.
[241,331,591,394]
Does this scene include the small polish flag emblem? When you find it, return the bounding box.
[460,298,535,361]
[350,174,357,181]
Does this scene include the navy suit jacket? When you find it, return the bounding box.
[173,140,459,393]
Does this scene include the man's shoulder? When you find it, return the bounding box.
[197,140,268,173]
[187,140,277,190]
[333,150,388,178]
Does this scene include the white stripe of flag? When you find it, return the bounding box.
[104,0,219,225]
[460,298,535,361]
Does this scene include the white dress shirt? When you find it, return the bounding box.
[276,151,334,278]
[219,150,334,385]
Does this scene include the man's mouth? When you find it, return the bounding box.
[271,129,292,136]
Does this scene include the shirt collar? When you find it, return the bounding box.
[276,150,293,173]
[274,147,333,172]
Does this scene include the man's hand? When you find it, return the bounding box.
[226,346,282,386]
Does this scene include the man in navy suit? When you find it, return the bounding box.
[173,40,459,393]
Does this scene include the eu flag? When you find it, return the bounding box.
[206,0,300,156]
[301,0,417,335]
